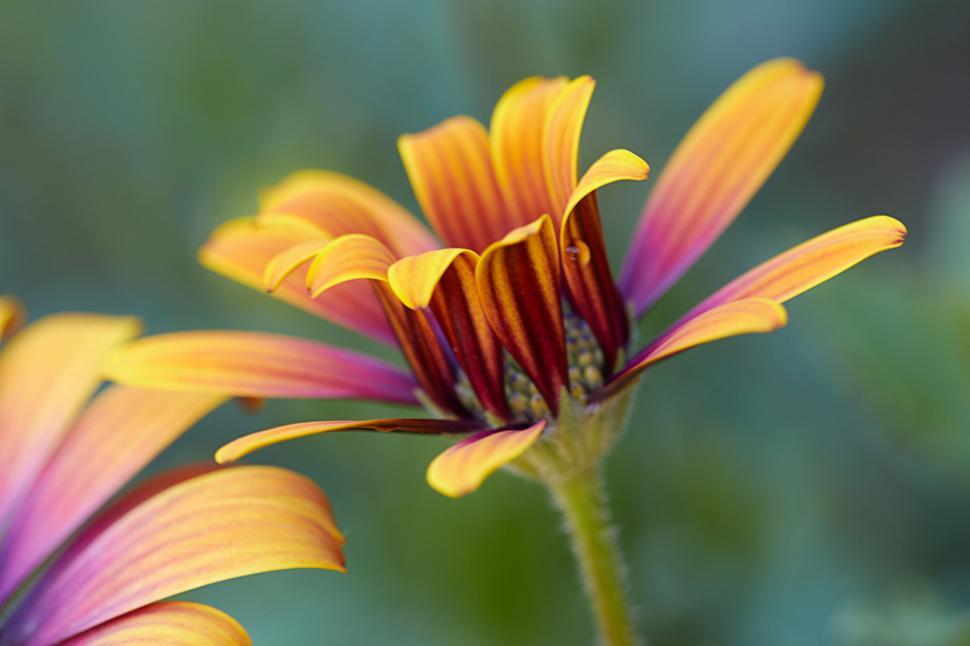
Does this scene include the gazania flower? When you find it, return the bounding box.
[107,59,905,497]
[106,59,905,644]
[0,299,344,645]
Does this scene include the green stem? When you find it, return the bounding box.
[547,466,642,646]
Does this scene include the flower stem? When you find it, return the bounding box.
[547,466,642,646]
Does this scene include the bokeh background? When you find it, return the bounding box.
[3,1,969,644]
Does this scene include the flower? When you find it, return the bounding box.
[0,299,344,645]
[106,59,905,499]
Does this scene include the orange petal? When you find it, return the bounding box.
[560,150,650,370]
[217,417,484,463]
[389,250,509,417]
[0,296,25,342]
[260,169,438,257]
[426,421,546,498]
[601,299,787,398]
[0,314,140,529]
[5,466,343,645]
[543,76,596,219]
[306,234,397,298]
[103,330,419,405]
[687,215,907,316]
[621,59,824,314]
[200,217,394,345]
[0,386,224,601]
[490,76,568,223]
[476,215,568,410]
[399,116,511,251]
[62,602,250,646]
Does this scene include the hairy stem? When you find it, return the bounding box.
[547,466,642,646]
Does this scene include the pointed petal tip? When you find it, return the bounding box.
[426,421,546,498]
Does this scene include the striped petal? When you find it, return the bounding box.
[103,331,419,405]
[0,296,24,342]
[490,76,568,223]
[0,314,139,528]
[62,602,250,646]
[685,215,907,317]
[621,59,824,315]
[287,234,465,416]
[399,116,511,251]
[543,75,596,219]
[477,215,568,410]
[389,249,509,418]
[3,466,344,646]
[306,234,397,298]
[601,299,788,399]
[560,150,650,370]
[260,169,438,257]
[200,217,394,345]
[0,386,224,602]
[217,418,484,464]
[426,421,546,498]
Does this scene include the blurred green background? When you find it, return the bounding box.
[3,1,969,644]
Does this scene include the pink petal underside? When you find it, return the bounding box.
[0,386,223,603]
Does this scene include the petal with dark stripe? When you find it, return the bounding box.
[426,421,546,498]
[476,215,568,410]
[217,417,484,464]
[559,150,650,370]
[399,116,510,251]
[621,59,824,315]
[389,249,509,418]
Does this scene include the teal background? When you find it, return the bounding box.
[3,1,970,644]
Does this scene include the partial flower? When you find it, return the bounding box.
[107,59,905,499]
[0,299,344,645]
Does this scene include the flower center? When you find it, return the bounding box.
[454,310,606,425]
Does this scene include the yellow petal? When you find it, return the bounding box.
[490,76,568,223]
[6,466,343,645]
[688,215,907,315]
[399,116,512,251]
[622,58,824,314]
[306,234,396,298]
[200,217,394,345]
[561,149,650,222]
[62,602,250,646]
[387,248,476,309]
[217,418,483,464]
[260,169,438,256]
[427,421,546,498]
[602,299,788,398]
[0,314,140,527]
[263,238,333,293]
[543,75,596,217]
[0,296,25,342]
